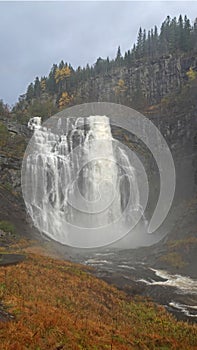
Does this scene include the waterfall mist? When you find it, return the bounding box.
[22,115,148,248]
[22,102,175,249]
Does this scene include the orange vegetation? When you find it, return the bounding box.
[0,249,197,349]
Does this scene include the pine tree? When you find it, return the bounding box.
[147,30,152,57]
[34,77,41,98]
[46,64,58,94]
[192,18,197,50]
[115,46,123,67]
[131,44,136,60]
[94,57,105,74]
[26,83,34,102]
[59,60,65,69]
[168,17,177,53]
[178,15,184,50]
[136,27,143,58]
[142,29,147,56]
[183,15,192,51]
[0,100,10,118]
[154,26,159,56]
[159,16,171,55]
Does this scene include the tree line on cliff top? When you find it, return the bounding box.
[7,15,197,120]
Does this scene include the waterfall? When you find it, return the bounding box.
[22,115,141,248]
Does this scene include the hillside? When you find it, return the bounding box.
[0,240,197,350]
[11,15,197,122]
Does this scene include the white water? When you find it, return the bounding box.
[138,268,197,294]
[23,115,141,248]
[85,258,113,265]
[169,302,197,318]
[117,264,136,270]
[27,116,42,130]
[138,268,197,319]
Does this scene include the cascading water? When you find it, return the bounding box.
[22,115,143,248]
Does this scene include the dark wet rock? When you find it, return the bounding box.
[0,303,14,322]
[0,254,26,267]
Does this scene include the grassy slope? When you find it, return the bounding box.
[0,241,197,350]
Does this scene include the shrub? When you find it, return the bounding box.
[0,220,16,234]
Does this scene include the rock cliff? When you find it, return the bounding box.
[74,55,197,107]
[0,53,197,275]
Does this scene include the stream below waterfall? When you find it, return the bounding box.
[71,250,197,323]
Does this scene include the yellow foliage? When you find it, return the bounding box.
[186,67,197,81]
[40,79,46,92]
[58,91,73,108]
[117,79,125,88]
[55,66,71,83]
[114,79,126,95]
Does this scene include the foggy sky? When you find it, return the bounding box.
[0,1,196,106]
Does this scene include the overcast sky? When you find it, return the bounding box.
[0,1,196,106]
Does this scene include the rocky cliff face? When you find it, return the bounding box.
[75,55,197,106]
[0,54,197,274]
